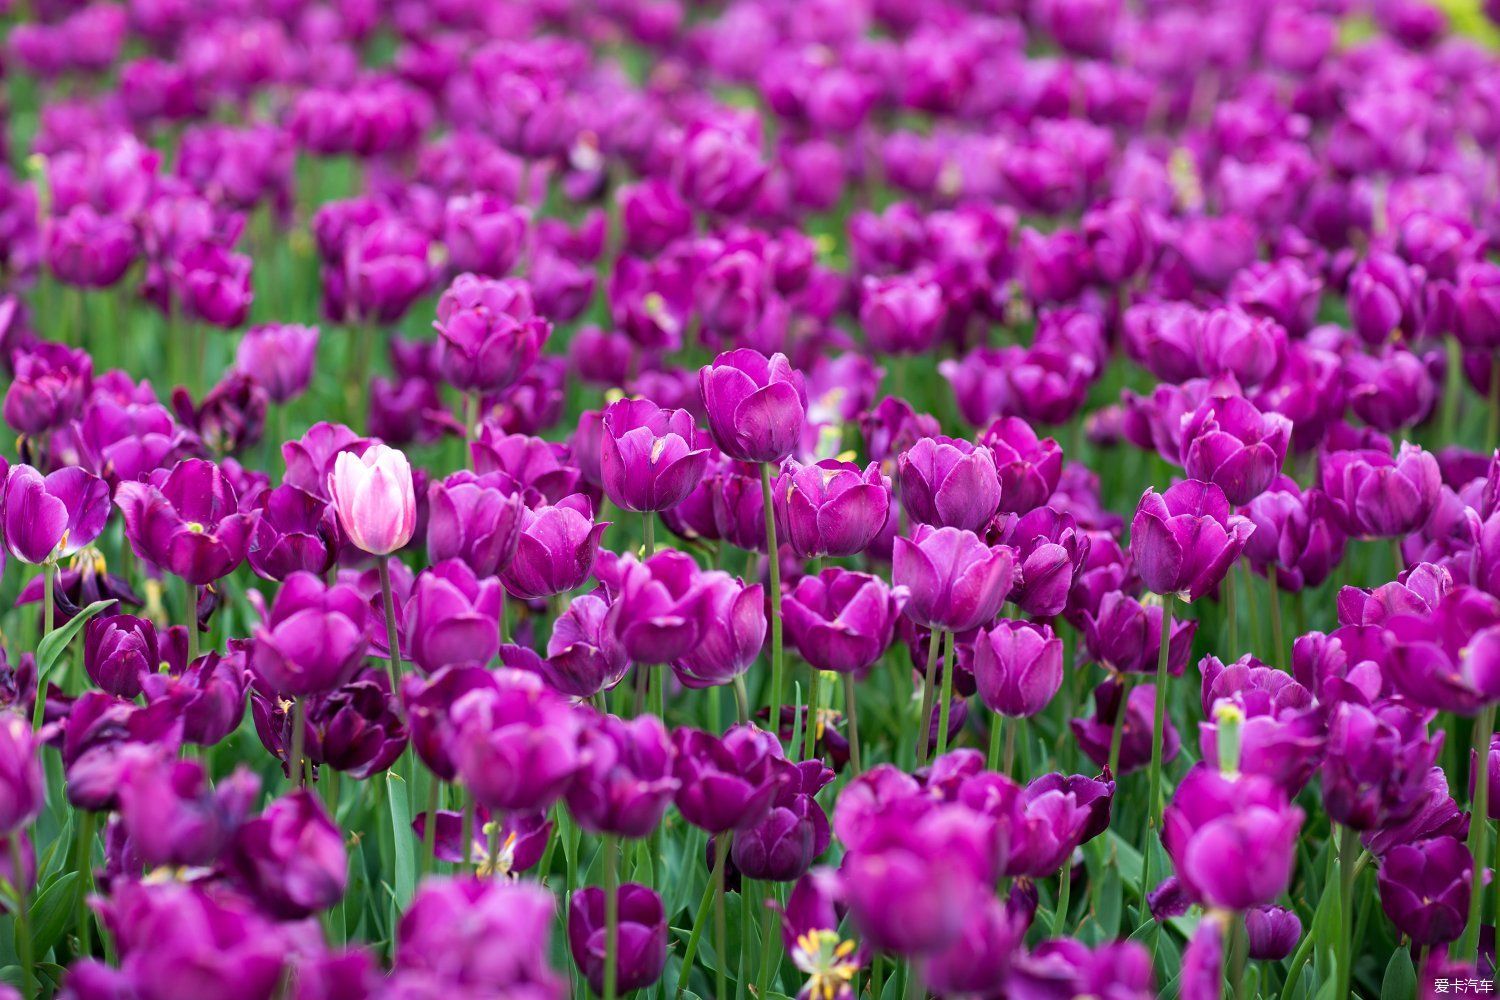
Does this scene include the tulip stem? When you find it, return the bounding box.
[498,590,509,646]
[1228,912,1249,1000]
[1050,865,1072,936]
[1338,824,1360,995]
[755,881,778,996]
[1489,351,1500,454]
[760,464,786,744]
[803,669,821,761]
[675,851,719,997]
[844,675,862,774]
[904,959,924,1000]
[643,511,655,558]
[604,834,620,1000]
[289,696,307,788]
[714,830,734,1000]
[1225,569,1237,657]
[1106,674,1135,778]
[1144,596,1174,828]
[182,576,199,664]
[934,630,955,758]
[464,391,479,466]
[916,628,942,766]
[74,809,95,955]
[987,714,1003,772]
[378,556,403,695]
[10,833,33,998]
[421,779,440,877]
[1462,704,1495,961]
[42,561,54,637]
[732,676,750,725]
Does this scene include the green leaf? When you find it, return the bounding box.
[1382,945,1417,1000]
[35,600,112,683]
[29,871,80,959]
[385,772,416,914]
[1097,866,1123,938]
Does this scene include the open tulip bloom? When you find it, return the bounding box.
[8,5,1500,1000]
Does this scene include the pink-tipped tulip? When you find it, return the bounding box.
[327,444,417,557]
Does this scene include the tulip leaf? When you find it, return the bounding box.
[1382,946,1416,1000]
[385,772,416,914]
[29,870,80,960]
[35,600,113,684]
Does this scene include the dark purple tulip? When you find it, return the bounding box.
[234,324,319,405]
[227,789,347,920]
[783,569,906,678]
[698,348,808,464]
[1349,250,1423,345]
[926,895,1025,998]
[861,396,942,469]
[83,614,159,699]
[0,717,43,834]
[599,398,710,513]
[1457,260,1500,351]
[595,550,709,666]
[1179,394,1292,505]
[733,759,834,882]
[568,883,668,996]
[567,713,678,839]
[1072,679,1180,776]
[941,343,1096,429]
[1083,591,1197,676]
[407,560,504,674]
[1321,444,1441,539]
[4,342,91,436]
[1346,345,1439,433]
[1321,699,1444,830]
[248,484,339,581]
[773,459,890,559]
[470,428,578,501]
[141,643,249,748]
[1162,764,1303,910]
[47,204,137,288]
[171,373,269,457]
[999,777,1095,879]
[412,807,551,875]
[335,218,433,325]
[1242,477,1347,592]
[672,724,785,833]
[249,572,369,697]
[426,470,524,578]
[618,179,693,257]
[401,665,498,782]
[539,593,629,698]
[500,494,609,601]
[1384,586,1500,714]
[1028,771,1116,844]
[859,272,945,355]
[1006,939,1155,999]
[443,193,529,278]
[450,668,587,813]
[1378,836,1472,946]
[1,464,110,565]
[253,669,407,780]
[671,570,766,690]
[63,694,181,812]
[973,620,1064,718]
[117,750,258,867]
[1130,480,1255,602]
[980,417,1064,516]
[433,274,550,395]
[1246,905,1302,960]
[893,525,1016,633]
[394,877,563,994]
[998,506,1090,619]
[171,243,253,328]
[899,436,1001,532]
[114,459,258,585]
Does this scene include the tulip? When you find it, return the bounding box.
[251,669,407,781]
[1,464,111,565]
[449,669,587,813]
[407,560,504,674]
[247,484,339,582]
[249,573,369,698]
[1321,700,1443,830]
[115,459,259,587]
[402,666,499,782]
[672,725,785,834]
[234,324,319,404]
[1071,679,1180,777]
[326,444,417,557]
[1082,591,1197,676]
[425,470,524,578]
[433,273,550,395]
[470,429,580,504]
[1130,480,1255,602]
[141,643,248,748]
[1007,940,1156,998]
[1179,394,1292,505]
[1000,506,1090,619]
[698,348,808,465]
[568,883,668,997]
[859,273,945,355]
[1349,251,1423,345]
[898,436,1001,532]
[893,525,1016,634]
[4,342,91,437]
[567,714,678,840]
[981,417,1064,516]
[282,422,375,501]
[773,459,890,559]
[1242,477,1347,592]
[670,570,766,690]
[599,398,710,514]
[1383,586,1500,714]
[1378,836,1472,946]
[83,614,159,699]
[0,717,43,835]
[443,194,529,278]
[394,877,564,994]
[784,569,906,679]
[500,494,609,601]
[973,620,1064,720]
[1322,444,1443,540]
[117,750,258,868]
[412,808,551,875]
[732,759,833,883]
[538,593,629,698]
[226,789,347,919]
[925,895,1025,998]
[1245,905,1302,960]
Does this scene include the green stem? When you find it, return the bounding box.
[1106,673,1136,778]
[604,834,620,1000]
[1145,596,1174,828]
[676,853,719,997]
[1462,704,1496,960]
[733,675,750,725]
[378,556,403,696]
[1228,913,1248,1000]
[760,464,785,742]
[421,778,440,877]
[464,391,480,470]
[987,713,1004,772]
[10,834,33,998]
[1050,865,1072,937]
[844,674,862,774]
[755,881,778,997]
[803,667,821,761]
[288,696,307,789]
[934,630,955,757]
[74,809,96,956]
[916,628,941,766]
[643,511,655,558]
[1339,824,1361,995]
[714,831,734,1000]
[498,589,509,646]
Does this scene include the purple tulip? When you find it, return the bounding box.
[1162,764,1303,910]
[893,525,1016,633]
[568,883,668,996]
[449,668,587,813]
[859,273,945,355]
[941,343,1096,429]
[117,750,258,867]
[1246,905,1302,960]
[0,717,43,834]
[973,620,1064,718]
[595,550,711,666]
[1378,836,1472,945]
[500,494,609,601]
[141,643,249,748]
[1008,939,1155,999]
[1321,699,1444,830]
[1384,586,1500,714]
[1179,395,1292,505]
[538,593,629,698]
[980,417,1064,516]
[412,807,551,875]
[671,569,766,689]
[394,877,564,994]
[253,668,407,780]
[470,430,580,504]
[1130,480,1255,602]
[1072,679,1180,776]
[433,274,550,395]
[247,484,340,581]
[2,464,110,565]
[1082,591,1198,676]
[925,895,1025,997]
[115,459,259,585]
[784,569,907,678]
[733,759,834,883]
[672,724,785,833]
[401,665,498,782]
[407,560,504,674]
[1346,345,1439,432]
[249,572,369,697]
[4,342,91,437]
[171,242,254,328]
[226,789,347,920]
[898,436,1002,532]
[83,614,159,699]
[443,193,529,278]
[773,459,890,559]
[567,713,678,839]
[599,398,710,513]
[234,324,319,404]
[1242,477,1347,592]
[425,470,524,578]
[1321,444,1441,539]
[698,348,808,464]
[282,422,375,501]
[1349,250,1424,345]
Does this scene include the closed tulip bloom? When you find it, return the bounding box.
[118,750,258,868]
[407,561,504,674]
[981,417,1064,516]
[327,444,417,556]
[433,274,550,394]
[252,669,407,780]
[0,717,43,834]
[859,273,945,355]
[501,494,609,601]
[114,459,259,585]
[84,614,160,698]
[247,484,340,582]
[426,470,524,578]
[773,459,890,559]
[568,883,668,996]
[1072,679,1180,776]
[1321,699,1443,830]
[783,569,906,678]
[672,724,785,833]
[469,430,581,504]
[1457,260,1500,351]
[599,398,711,513]
[1245,905,1302,960]
[1162,764,1303,910]
[1321,444,1441,539]
[2,464,110,565]
[733,759,834,882]
[973,620,1064,718]
[234,324,319,404]
[894,525,1016,633]
[444,194,529,278]
[596,550,710,665]
[1131,480,1255,602]
[540,593,629,698]
[566,713,679,839]
[249,572,369,697]
[227,789,347,920]
[1345,346,1438,433]
[1179,395,1292,505]
[698,348,808,464]
[925,895,1026,998]
[4,342,92,436]
[672,571,766,689]
[899,436,1002,532]
[1242,477,1347,592]
[1083,591,1197,676]
[1349,250,1423,345]
[1378,836,1472,946]
[449,669,587,813]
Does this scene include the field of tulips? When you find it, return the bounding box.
[6,0,1500,998]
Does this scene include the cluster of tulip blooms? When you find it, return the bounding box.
[6,0,1500,997]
